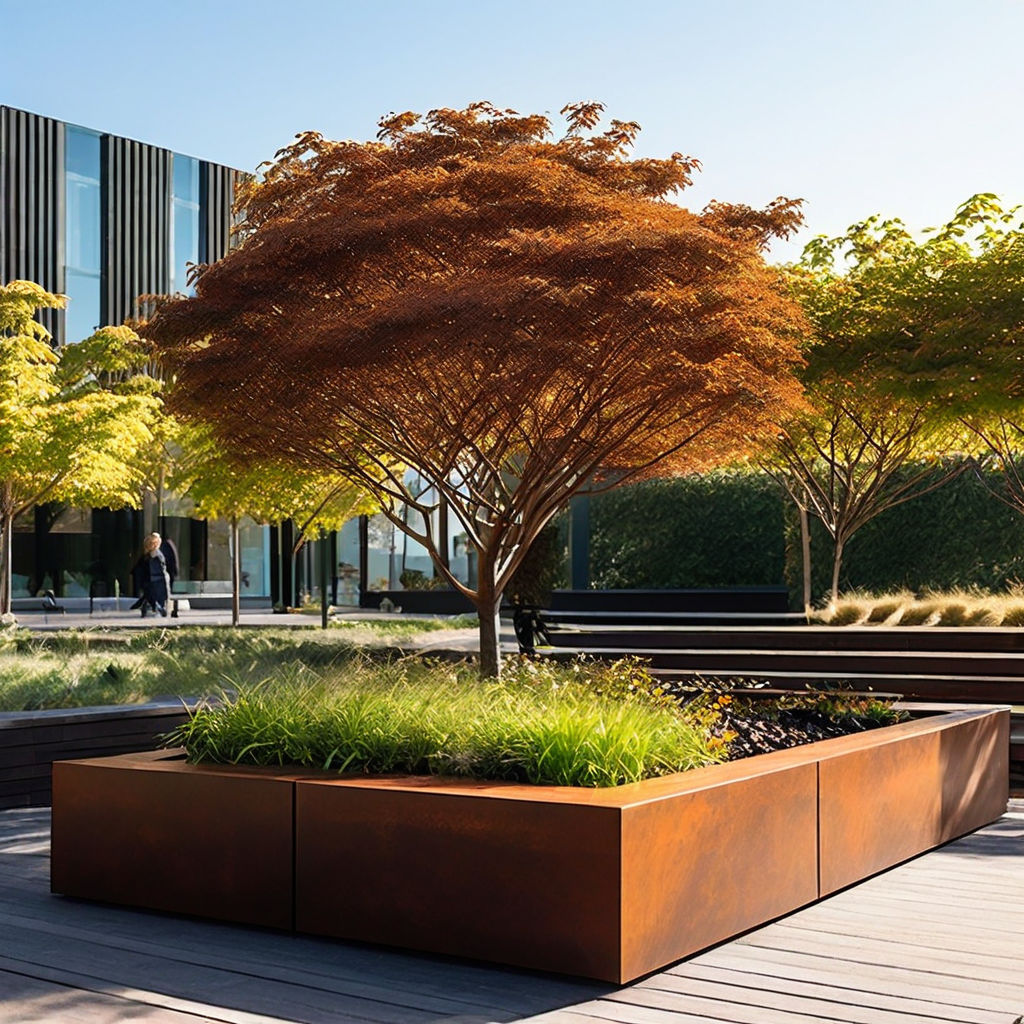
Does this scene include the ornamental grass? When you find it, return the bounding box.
[166,658,728,788]
[815,587,1024,627]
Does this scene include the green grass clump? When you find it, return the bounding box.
[166,658,728,788]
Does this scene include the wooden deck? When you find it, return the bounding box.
[0,803,1021,1024]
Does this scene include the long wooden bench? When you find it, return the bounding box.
[521,613,1024,774]
[0,700,195,809]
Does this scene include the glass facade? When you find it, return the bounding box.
[64,126,102,343]
[7,110,282,606]
[363,471,474,592]
[171,154,199,295]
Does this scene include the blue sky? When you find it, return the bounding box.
[3,0,1022,261]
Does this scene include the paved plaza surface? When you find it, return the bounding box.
[0,802,1020,1023]
[9,605,504,654]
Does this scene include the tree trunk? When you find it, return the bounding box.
[475,554,502,678]
[830,537,844,605]
[319,528,329,630]
[799,505,812,617]
[230,515,240,628]
[0,508,12,617]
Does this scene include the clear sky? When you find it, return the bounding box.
[3,0,1022,261]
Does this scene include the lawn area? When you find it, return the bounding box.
[0,619,476,712]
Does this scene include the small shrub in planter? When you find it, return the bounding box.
[166,658,732,788]
[166,658,906,788]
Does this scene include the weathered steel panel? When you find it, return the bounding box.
[51,751,295,929]
[295,780,623,981]
[619,762,819,982]
[818,710,1009,895]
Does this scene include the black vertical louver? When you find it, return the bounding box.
[200,162,236,265]
[102,136,172,325]
[0,107,65,341]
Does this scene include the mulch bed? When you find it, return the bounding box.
[659,680,901,760]
[713,706,895,760]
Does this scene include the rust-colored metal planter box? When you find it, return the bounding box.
[50,750,299,929]
[50,707,1008,983]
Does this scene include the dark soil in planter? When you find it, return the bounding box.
[659,680,904,760]
[713,706,896,760]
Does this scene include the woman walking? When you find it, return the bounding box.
[131,533,171,618]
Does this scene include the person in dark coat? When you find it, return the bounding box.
[131,532,171,618]
[159,535,181,616]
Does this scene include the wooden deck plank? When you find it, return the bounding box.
[737,924,1022,985]
[683,944,1024,1012]
[0,967,221,1024]
[659,962,1000,1023]
[1,803,1021,1024]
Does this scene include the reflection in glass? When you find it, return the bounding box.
[173,153,199,203]
[65,269,101,343]
[171,154,200,295]
[66,177,101,272]
[337,518,361,604]
[66,126,100,180]
[64,125,102,343]
[239,517,270,596]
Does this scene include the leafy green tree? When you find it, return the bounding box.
[764,200,1019,606]
[0,281,162,615]
[173,423,378,624]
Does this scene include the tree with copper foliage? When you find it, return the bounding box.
[147,102,808,676]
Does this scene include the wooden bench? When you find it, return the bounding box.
[519,612,1024,774]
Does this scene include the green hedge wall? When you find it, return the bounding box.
[588,472,786,589]
[583,467,1024,605]
[839,469,1024,594]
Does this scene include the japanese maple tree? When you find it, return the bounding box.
[147,102,808,675]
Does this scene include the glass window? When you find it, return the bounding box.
[239,518,270,596]
[337,518,361,604]
[64,126,102,343]
[66,176,101,273]
[66,127,101,181]
[173,154,199,204]
[171,154,200,295]
[65,269,101,343]
[365,470,446,591]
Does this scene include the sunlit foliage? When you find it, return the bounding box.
[0,281,161,614]
[147,102,808,674]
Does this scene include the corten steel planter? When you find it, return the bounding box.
[817,707,1010,895]
[50,707,1008,983]
[50,750,299,929]
[294,756,819,981]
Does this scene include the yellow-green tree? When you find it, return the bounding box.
[173,423,378,624]
[764,199,1019,606]
[0,281,162,615]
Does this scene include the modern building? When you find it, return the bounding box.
[1,105,486,611]
[0,105,278,606]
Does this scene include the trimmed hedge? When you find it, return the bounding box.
[576,466,1024,606]
[589,472,785,589]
